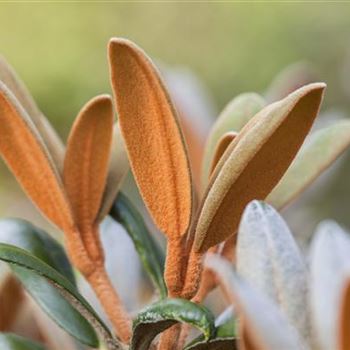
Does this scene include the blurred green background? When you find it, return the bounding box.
[1,2,350,235]
[1,3,350,130]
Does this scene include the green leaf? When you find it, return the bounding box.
[12,265,98,347]
[0,243,122,350]
[110,192,167,298]
[131,298,215,350]
[202,93,265,184]
[265,61,316,102]
[185,307,237,350]
[0,220,98,345]
[0,218,75,283]
[0,333,45,350]
[267,120,350,209]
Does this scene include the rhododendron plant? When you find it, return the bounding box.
[0,38,349,350]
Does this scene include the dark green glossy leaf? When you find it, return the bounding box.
[131,298,215,350]
[0,243,122,350]
[110,192,167,298]
[185,307,237,350]
[0,218,75,283]
[0,333,45,350]
[0,219,99,346]
[12,265,98,347]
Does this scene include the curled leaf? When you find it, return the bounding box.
[185,307,237,350]
[202,93,265,184]
[206,255,304,350]
[194,83,326,253]
[98,123,129,221]
[108,38,193,238]
[131,298,215,350]
[237,201,309,341]
[64,95,114,229]
[209,131,237,176]
[0,82,74,232]
[0,244,122,350]
[267,120,350,209]
[0,56,65,170]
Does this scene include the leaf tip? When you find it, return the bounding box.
[108,37,140,61]
[290,81,326,102]
[85,94,113,116]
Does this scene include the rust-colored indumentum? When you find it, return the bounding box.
[2,37,350,350]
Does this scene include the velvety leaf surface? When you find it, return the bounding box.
[0,244,121,349]
[267,120,350,209]
[64,94,114,231]
[0,82,74,232]
[109,38,193,239]
[206,255,304,350]
[0,333,45,350]
[131,298,215,350]
[110,192,167,298]
[0,218,75,283]
[209,131,237,177]
[0,56,65,171]
[202,92,265,184]
[98,123,129,221]
[236,201,309,342]
[185,307,237,350]
[195,83,325,253]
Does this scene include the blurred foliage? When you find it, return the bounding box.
[1,3,350,135]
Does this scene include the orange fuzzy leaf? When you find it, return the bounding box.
[108,38,193,239]
[0,56,65,171]
[209,131,237,176]
[194,83,326,253]
[64,95,114,230]
[0,82,74,232]
[98,123,129,221]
